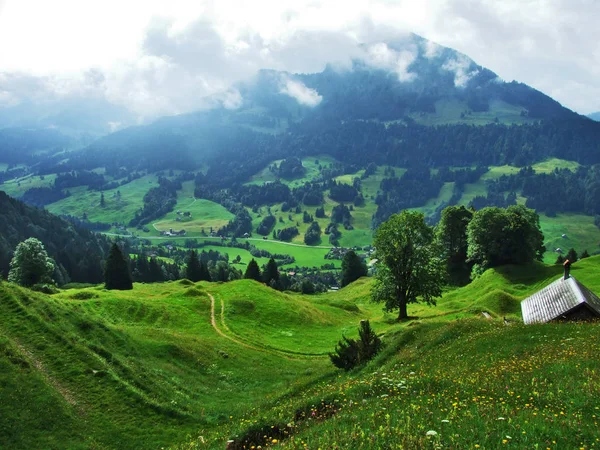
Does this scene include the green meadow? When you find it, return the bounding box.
[1,256,600,449]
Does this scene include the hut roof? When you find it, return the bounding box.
[521,276,600,324]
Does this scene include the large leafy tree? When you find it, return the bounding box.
[104,243,133,290]
[244,258,262,282]
[341,250,368,287]
[467,205,545,277]
[8,238,55,287]
[436,205,473,285]
[371,211,444,320]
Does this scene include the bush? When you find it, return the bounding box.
[31,283,59,295]
[329,320,382,371]
[70,291,99,300]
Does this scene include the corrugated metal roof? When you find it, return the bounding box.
[521,276,600,324]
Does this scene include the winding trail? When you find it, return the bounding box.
[207,292,327,361]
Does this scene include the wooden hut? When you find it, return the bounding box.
[521,261,600,324]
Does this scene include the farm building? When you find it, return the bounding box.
[521,262,600,324]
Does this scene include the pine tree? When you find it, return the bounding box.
[100,192,105,207]
[185,250,202,282]
[566,248,578,263]
[581,249,590,259]
[555,254,565,265]
[104,243,133,290]
[263,258,280,287]
[148,257,163,282]
[341,250,368,287]
[199,261,212,282]
[136,255,150,282]
[244,258,262,282]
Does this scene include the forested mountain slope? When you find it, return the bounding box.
[0,191,109,283]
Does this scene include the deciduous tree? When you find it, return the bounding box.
[8,238,55,287]
[371,211,444,320]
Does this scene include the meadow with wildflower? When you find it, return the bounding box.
[0,257,599,449]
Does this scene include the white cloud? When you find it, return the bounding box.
[0,0,599,116]
[280,76,322,106]
[442,55,479,88]
[364,43,417,82]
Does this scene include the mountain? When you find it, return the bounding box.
[588,112,600,121]
[0,191,110,283]
[42,33,596,176]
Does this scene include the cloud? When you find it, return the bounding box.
[364,43,417,82]
[280,76,322,106]
[442,55,479,88]
[0,0,599,118]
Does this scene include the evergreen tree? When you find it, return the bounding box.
[135,255,150,282]
[185,250,202,282]
[566,248,578,263]
[104,243,133,290]
[148,257,163,282]
[341,250,368,287]
[555,254,565,265]
[244,258,262,282]
[100,192,105,207]
[263,258,280,287]
[581,249,590,259]
[199,261,212,282]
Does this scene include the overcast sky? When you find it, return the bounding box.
[0,0,598,120]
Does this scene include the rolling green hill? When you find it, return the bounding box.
[1,256,600,448]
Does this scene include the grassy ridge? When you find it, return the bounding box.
[1,257,600,448]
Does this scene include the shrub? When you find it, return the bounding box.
[329,320,382,371]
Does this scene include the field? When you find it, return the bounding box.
[539,213,600,263]
[246,155,339,188]
[407,99,536,126]
[0,173,58,198]
[46,175,159,224]
[2,156,598,268]
[153,186,234,234]
[1,257,600,448]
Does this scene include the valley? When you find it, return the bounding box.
[3,155,596,272]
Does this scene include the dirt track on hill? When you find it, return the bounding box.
[207,292,326,361]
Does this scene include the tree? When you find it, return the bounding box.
[467,205,545,277]
[263,258,280,288]
[148,257,163,282]
[371,211,444,321]
[185,250,202,282]
[566,248,578,263]
[244,259,262,282]
[341,250,368,287]
[100,192,105,207]
[8,238,55,287]
[304,221,322,245]
[329,320,382,371]
[104,243,133,290]
[436,205,473,285]
[581,249,590,259]
[555,254,565,265]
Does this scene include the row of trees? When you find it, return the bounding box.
[372,205,545,320]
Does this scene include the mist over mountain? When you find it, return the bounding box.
[37,34,592,176]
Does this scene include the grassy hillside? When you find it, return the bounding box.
[1,257,600,448]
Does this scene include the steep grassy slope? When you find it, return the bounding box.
[1,257,599,449]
